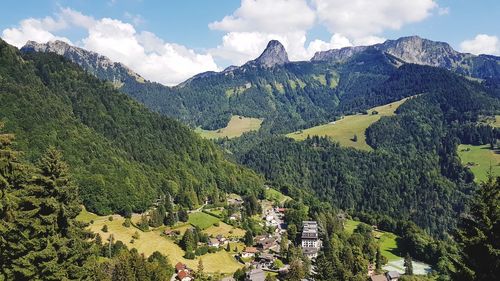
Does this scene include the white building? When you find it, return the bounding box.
[301,221,321,258]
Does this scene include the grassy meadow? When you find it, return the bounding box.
[188,212,220,230]
[344,220,401,261]
[287,97,412,150]
[76,208,243,274]
[196,115,263,139]
[458,144,500,182]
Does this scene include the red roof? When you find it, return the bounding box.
[175,262,186,272]
[177,270,189,280]
[244,247,258,253]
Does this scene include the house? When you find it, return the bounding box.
[208,238,220,248]
[257,237,277,251]
[256,253,275,268]
[370,274,388,281]
[242,247,259,258]
[245,268,266,281]
[175,262,186,272]
[386,271,400,281]
[177,270,192,281]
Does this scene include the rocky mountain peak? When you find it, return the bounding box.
[21,40,145,85]
[250,40,289,67]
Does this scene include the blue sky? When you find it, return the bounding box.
[1,0,499,85]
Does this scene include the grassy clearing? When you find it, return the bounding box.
[265,188,292,204]
[77,209,242,274]
[196,115,263,139]
[344,220,401,262]
[458,144,500,182]
[478,115,500,128]
[188,212,220,230]
[287,97,412,150]
[203,222,246,238]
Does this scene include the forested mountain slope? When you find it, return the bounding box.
[0,39,263,215]
[22,37,500,134]
[220,65,500,235]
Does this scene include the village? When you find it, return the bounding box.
[78,186,428,281]
[168,189,324,281]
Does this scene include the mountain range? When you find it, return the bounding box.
[22,36,500,133]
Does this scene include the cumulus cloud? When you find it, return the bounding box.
[2,17,70,47]
[208,0,318,63]
[209,0,315,33]
[82,20,218,85]
[1,7,218,86]
[312,0,437,38]
[460,34,500,55]
[209,0,437,64]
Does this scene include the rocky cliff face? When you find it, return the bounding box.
[312,36,500,79]
[247,40,289,67]
[21,40,145,87]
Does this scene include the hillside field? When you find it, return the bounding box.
[287,97,412,150]
[458,144,500,182]
[344,219,432,274]
[196,115,263,139]
[76,209,243,274]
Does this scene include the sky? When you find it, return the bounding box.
[1,0,499,86]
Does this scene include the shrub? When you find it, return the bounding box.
[102,225,108,232]
[132,231,140,240]
[108,216,113,221]
[184,252,195,259]
[123,218,131,227]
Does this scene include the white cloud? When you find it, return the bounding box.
[82,19,218,85]
[460,34,500,55]
[209,0,315,33]
[2,17,70,47]
[312,0,438,38]
[1,7,218,86]
[208,0,318,63]
[209,0,438,64]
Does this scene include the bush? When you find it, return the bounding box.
[184,252,195,259]
[123,218,131,227]
[102,225,108,232]
[195,246,209,256]
[132,231,140,240]
[90,220,94,224]
[108,216,114,221]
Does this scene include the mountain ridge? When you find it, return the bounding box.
[312,35,500,79]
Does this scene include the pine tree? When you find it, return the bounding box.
[1,145,95,280]
[453,177,500,281]
[197,259,204,278]
[244,229,254,246]
[404,253,413,275]
[375,246,383,270]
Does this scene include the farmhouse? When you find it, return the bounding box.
[208,238,220,248]
[242,247,259,258]
[175,262,192,281]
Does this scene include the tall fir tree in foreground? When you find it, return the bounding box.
[453,177,500,281]
[0,133,95,280]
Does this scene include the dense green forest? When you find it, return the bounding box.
[0,39,263,215]
[220,65,500,236]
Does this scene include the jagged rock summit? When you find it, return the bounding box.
[21,40,145,85]
[248,40,289,67]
